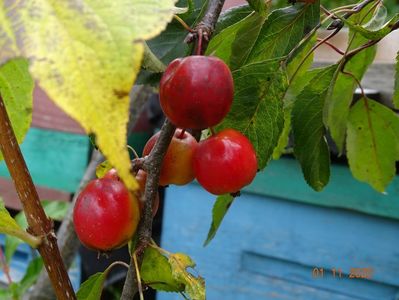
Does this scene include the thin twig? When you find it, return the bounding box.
[133,253,144,300]
[0,246,12,285]
[0,95,76,300]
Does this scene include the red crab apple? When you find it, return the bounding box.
[193,129,258,195]
[104,168,159,217]
[143,129,198,186]
[160,55,234,129]
[73,178,140,251]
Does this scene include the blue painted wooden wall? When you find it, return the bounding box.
[159,157,399,300]
[0,127,90,193]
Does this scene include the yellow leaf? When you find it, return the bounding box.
[1,0,177,190]
[169,253,206,300]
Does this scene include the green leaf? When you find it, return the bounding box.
[146,0,206,64]
[207,13,266,71]
[0,58,33,161]
[19,257,44,293]
[169,253,205,300]
[394,52,399,108]
[76,273,105,300]
[1,0,178,192]
[141,247,185,292]
[215,4,253,34]
[246,0,269,16]
[325,3,383,152]
[272,109,291,160]
[245,2,320,63]
[273,34,317,159]
[142,42,167,73]
[292,65,338,191]
[77,261,126,299]
[0,200,40,249]
[346,99,399,192]
[204,194,234,246]
[137,0,207,85]
[0,288,12,300]
[5,200,70,262]
[218,59,287,169]
[41,200,71,221]
[338,12,398,40]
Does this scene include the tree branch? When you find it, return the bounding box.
[0,95,76,300]
[121,1,226,298]
[185,0,225,54]
[121,119,176,299]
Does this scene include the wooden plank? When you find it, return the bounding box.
[244,157,399,220]
[159,185,399,300]
[32,85,85,134]
[0,178,70,211]
[0,127,89,193]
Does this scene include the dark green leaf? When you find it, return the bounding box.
[246,0,269,16]
[394,52,399,108]
[218,59,287,168]
[141,247,185,292]
[292,65,338,191]
[76,273,105,300]
[215,4,253,34]
[325,3,383,152]
[19,257,43,293]
[346,99,399,192]
[137,0,208,85]
[204,194,234,246]
[146,0,206,64]
[0,58,33,161]
[245,2,320,63]
[207,13,265,70]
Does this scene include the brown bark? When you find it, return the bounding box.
[0,95,76,300]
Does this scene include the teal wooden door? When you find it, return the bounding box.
[159,157,399,300]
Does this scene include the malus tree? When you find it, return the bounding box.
[0,0,398,299]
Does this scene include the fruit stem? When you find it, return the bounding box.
[174,15,194,33]
[127,145,140,159]
[196,29,203,55]
[133,252,144,300]
[178,128,186,139]
[210,127,216,136]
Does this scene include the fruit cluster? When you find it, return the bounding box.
[159,55,258,195]
[73,55,258,252]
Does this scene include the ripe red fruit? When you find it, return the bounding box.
[193,129,258,195]
[143,129,198,186]
[73,178,140,251]
[160,55,234,129]
[104,168,159,217]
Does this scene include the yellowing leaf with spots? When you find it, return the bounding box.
[0,0,177,190]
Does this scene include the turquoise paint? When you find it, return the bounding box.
[242,157,399,220]
[0,128,89,193]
